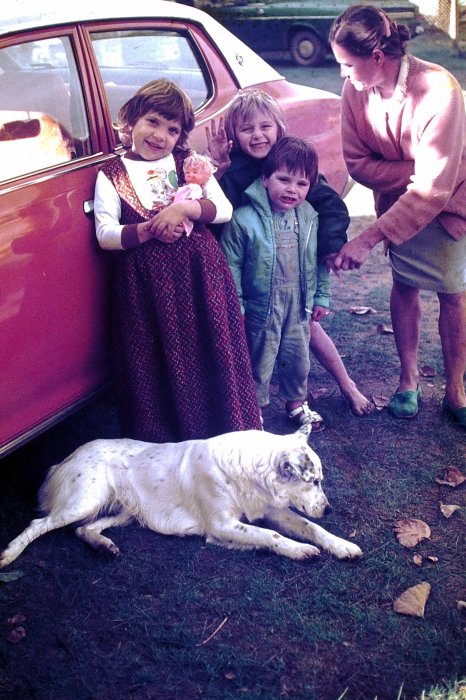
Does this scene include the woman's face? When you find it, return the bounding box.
[234,109,279,160]
[331,43,383,92]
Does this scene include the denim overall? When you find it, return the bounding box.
[246,209,310,407]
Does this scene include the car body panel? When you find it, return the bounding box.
[0,0,347,457]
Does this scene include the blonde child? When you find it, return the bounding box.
[206,89,372,422]
[94,79,262,442]
[221,137,329,426]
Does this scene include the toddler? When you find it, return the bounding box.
[221,136,329,427]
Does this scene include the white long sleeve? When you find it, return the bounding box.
[94,153,233,251]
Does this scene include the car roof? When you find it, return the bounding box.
[2,0,281,89]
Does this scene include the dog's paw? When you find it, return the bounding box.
[97,542,121,557]
[0,551,13,568]
[290,543,320,560]
[332,541,363,559]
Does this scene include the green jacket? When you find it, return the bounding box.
[219,149,349,259]
[220,178,330,325]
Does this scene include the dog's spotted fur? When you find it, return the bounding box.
[0,425,362,566]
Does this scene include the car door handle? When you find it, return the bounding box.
[83,199,94,214]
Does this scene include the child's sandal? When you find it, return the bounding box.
[288,401,324,432]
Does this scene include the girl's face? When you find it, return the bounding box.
[235,110,279,160]
[262,167,311,213]
[130,111,182,160]
[331,43,384,92]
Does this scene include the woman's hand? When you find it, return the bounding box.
[205,117,232,176]
[332,229,385,271]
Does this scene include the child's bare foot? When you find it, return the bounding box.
[340,382,373,416]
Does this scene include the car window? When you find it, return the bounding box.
[0,36,91,181]
[90,30,209,131]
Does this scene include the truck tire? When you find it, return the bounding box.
[289,30,327,67]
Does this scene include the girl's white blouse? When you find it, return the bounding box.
[94,152,232,250]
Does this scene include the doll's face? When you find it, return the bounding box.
[184,159,213,185]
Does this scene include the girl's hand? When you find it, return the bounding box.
[311,306,329,322]
[205,118,232,175]
[322,253,341,276]
[145,204,188,243]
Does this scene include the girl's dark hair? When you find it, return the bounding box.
[117,79,195,151]
[262,136,318,187]
[329,4,411,58]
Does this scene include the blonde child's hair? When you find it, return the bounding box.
[225,89,287,150]
[117,79,195,151]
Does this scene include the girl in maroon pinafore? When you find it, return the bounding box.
[94,79,261,442]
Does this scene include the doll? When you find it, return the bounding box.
[172,153,216,235]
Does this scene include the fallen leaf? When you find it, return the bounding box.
[349,306,377,315]
[348,530,357,539]
[372,394,390,410]
[420,365,437,377]
[394,582,431,618]
[426,556,439,563]
[413,554,423,566]
[457,600,466,611]
[7,613,26,625]
[7,626,26,644]
[376,323,394,334]
[439,503,461,518]
[435,467,466,487]
[393,518,431,547]
[224,671,236,680]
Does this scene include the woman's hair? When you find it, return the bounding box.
[262,136,318,188]
[225,89,287,149]
[329,5,411,58]
[117,79,195,151]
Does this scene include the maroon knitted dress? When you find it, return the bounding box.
[102,149,262,442]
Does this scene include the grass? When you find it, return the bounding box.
[0,215,465,699]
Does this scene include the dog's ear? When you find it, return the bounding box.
[277,452,316,483]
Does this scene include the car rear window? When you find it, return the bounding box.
[90,29,210,131]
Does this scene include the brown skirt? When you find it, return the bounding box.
[112,227,262,442]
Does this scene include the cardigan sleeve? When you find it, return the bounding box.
[341,81,414,194]
[342,71,466,245]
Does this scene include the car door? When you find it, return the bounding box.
[0,18,239,456]
[0,28,112,455]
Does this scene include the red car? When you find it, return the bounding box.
[0,0,348,456]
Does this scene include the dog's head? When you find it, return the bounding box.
[274,425,329,518]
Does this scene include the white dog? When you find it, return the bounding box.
[0,425,362,567]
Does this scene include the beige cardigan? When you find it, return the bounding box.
[341,54,466,244]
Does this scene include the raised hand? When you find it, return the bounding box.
[205,117,233,175]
